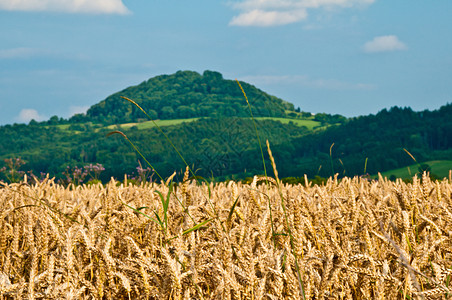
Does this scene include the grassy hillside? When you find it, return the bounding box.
[106,118,201,130]
[106,117,323,131]
[254,117,322,130]
[376,160,452,179]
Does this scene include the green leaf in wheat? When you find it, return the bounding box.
[183,219,212,235]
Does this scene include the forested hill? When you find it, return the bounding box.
[74,70,295,125]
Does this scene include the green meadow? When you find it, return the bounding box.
[107,118,200,130]
[254,117,322,130]
[377,160,452,179]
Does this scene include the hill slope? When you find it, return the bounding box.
[75,70,295,125]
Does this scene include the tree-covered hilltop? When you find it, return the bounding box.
[74,70,295,125]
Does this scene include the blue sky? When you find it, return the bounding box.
[0,0,451,124]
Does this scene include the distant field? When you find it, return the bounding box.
[47,124,84,134]
[105,117,322,131]
[54,124,72,130]
[254,117,322,130]
[107,118,200,130]
[377,160,452,179]
[48,116,325,135]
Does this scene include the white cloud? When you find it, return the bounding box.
[229,0,375,27]
[363,35,407,53]
[69,105,89,116]
[241,74,375,90]
[16,109,46,123]
[0,47,38,59]
[230,9,307,26]
[0,0,130,14]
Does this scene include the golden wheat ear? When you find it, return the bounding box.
[266,139,280,186]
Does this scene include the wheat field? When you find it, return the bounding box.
[1,171,452,299]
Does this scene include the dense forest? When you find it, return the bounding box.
[0,117,315,182]
[0,70,451,183]
[270,105,452,179]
